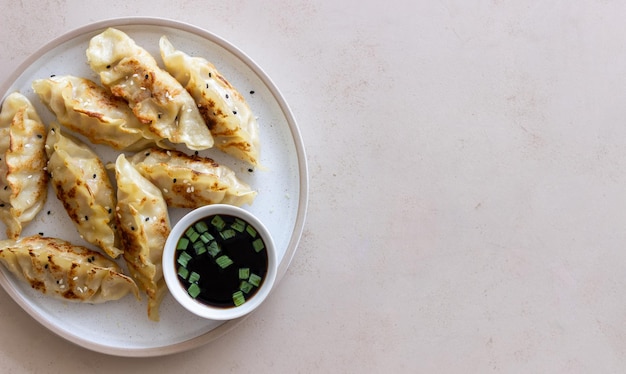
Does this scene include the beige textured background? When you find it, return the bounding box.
[3,1,626,372]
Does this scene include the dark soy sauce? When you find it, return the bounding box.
[176,214,268,308]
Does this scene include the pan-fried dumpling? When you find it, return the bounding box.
[115,154,169,321]
[46,126,121,259]
[0,92,48,239]
[129,147,256,208]
[86,28,214,151]
[32,75,156,150]
[160,36,260,166]
[0,236,139,303]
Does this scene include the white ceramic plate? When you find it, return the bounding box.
[0,17,308,357]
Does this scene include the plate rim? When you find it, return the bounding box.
[0,16,309,357]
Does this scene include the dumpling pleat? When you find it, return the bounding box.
[0,93,48,239]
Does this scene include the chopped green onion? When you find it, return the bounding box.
[211,215,225,230]
[177,266,189,279]
[185,227,196,238]
[188,283,201,298]
[188,271,200,284]
[239,267,250,280]
[232,219,246,232]
[245,225,257,238]
[200,232,214,243]
[193,241,206,255]
[216,255,233,268]
[220,229,236,240]
[249,273,262,287]
[176,237,189,250]
[195,221,209,233]
[177,251,192,267]
[207,241,220,257]
[240,281,253,294]
[232,290,245,306]
[186,228,200,242]
[252,238,265,252]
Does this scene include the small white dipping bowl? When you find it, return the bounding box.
[163,204,277,320]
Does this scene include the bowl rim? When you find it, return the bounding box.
[162,204,278,320]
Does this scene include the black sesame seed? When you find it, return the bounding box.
[225,94,229,99]
[145,152,150,156]
[50,74,56,77]
[157,114,161,119]
[145,217,149,221]
[233,111,237,115]
[145,74,149,79]
[206,84,209,89]
[106,65,111,69]
[84,216,89,221]
[44,264,48,269]
[173,178,177,183]
[92,174,96,178]
[37,134,43,139]
[250,90,255,95]
[131,226,135,231]
[0,203,4,207]
[194,151,199,156]
[248,168,254,173]
[47,211,51,215]
[108,208,112,214]
[208,72,212,78]
[3,186,7,190]
[38,232,44,236]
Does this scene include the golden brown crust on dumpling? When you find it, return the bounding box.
[86,27,214,151]
[115,154,170,321]
[32,75,156,150]
[160,36,260,165]
[129,147,256,208]
[46,126,122,258]
[0,236,139,303]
